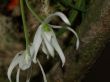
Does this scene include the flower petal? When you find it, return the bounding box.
[26,76,31,82]
[16,68,20,82]
[51,25,80,50]
[7,52,22,82]
[32,25,43,63]
[42,31,55,57]
[26,69,32,82]
[29,45,35,57]
[43,31,52,41]
[44,12,71,26]
[51,32,65,66]
[37,59,47,82]
[66,26,80,49]
[42,42,50,59]
[49,25,62,29]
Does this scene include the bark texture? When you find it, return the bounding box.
[47,0,110,82]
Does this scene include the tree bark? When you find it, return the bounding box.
[47,0,110,82]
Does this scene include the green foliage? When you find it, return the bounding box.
[52,0,87,37]
[69,0,86,23]
[60,0,73,6]
[0,0,9,4]
[49,0,86,24]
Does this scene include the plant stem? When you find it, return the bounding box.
[20,0,30,53]
[25,0,43,23]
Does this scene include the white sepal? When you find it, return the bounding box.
[42,31,55,58]
[7,52,22,82]
[51,32,65,67]
[66,26,80,49]
[16,68,20,82]
[37,59,47,82]
[42,42,50,59]
[44,12,71,26]
[51,25,80,50]
[32,25,43,63]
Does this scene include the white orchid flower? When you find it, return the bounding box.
[7,46,47,82]
[7,51,30,82]
[7,12,79,82]
[32,12,79,66]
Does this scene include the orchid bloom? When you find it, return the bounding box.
[7,46,46,82]
[7,12,79,82]
[7,50,31,82]
[32,12,79,66]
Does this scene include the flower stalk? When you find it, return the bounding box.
[20,0,30,56]
[25,0,43,23]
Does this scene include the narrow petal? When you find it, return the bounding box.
[7,52,22,82]
[26,69,32,82]
[42,42,49,59]
[66,27,80,50]
[16,68,20,82]
[49,25,62,29]
[42,31,55,57]
[26,76,31,82]
[32,25,43,63]
[43,32,52,41]
[44,12,71,26]
[51,25,80,50]
[37,59,47,82]
[26,78,30,82]
[51,32,65,66]
[29,45,35,57]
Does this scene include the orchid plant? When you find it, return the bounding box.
[7,0,80,82]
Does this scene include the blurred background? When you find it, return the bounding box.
[0,0,110,82]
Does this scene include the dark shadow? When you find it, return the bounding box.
[81,40,110,82]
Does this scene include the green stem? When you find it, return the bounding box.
[25,0,43,23]
[20,0,30,53]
